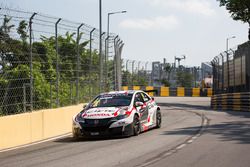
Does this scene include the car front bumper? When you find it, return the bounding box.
[73,123,134,138]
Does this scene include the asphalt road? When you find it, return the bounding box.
[1,97,250,167]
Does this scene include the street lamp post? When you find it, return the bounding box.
[226,36,236,53]
[99,0,102,93]
[107,10,127,38]
[226,36,236,91]
[106,10,126,91]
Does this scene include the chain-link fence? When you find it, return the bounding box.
[0,8,122,116]
[211,42,250,95]
[122,59,152,86]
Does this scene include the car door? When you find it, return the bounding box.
[141,92,154,122]
[134,93,148,122]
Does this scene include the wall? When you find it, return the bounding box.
[0,104,83,150]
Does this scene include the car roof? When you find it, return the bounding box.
[100,90,143,95]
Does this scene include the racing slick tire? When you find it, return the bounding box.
[73,133,79,141]
[72,128,81,141]
[133,115,141,136]
[156,110,162,129]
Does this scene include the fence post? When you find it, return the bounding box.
[211,60,217,94]
[114,38,121,90]
[126,60,130,86]
[104,36,110,91]
[137,61,141,83]
[230,49,236,92]
[29,12,37,111]
[55,18,61,108]
[220,53,224,93]
[99,32,106,93]
[113,35,119,90]
[76,23,84,104]
[241,52,243,88]
[226,51,230,91]
[89,28,96,100]
[117,42,124,91]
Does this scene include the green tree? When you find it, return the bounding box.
[0,15,14,41]
[161,79,171,87]
[162,63,173,87]
[217,0,250,40]
[17,20,28,42]
[0,16,100,115]
[176,70,193,88]
[122,70,131,86]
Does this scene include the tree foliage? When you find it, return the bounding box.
[0,17,101,115]
[122,70,148,86]
[162,63,174,87]
[176,70,193,88]
[217,0,250,39]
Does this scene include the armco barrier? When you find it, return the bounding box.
[122,86,212,97]
[211,92,250,112]
[0,104,82,150]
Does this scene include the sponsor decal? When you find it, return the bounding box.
[86,113,111,117]
[81,113,87,118]
[125,107,135,116]
[100,93,128,99]
[113,108,120,117]
[147,116,150,122]
[142,124,149,131]
[86,108,116,114]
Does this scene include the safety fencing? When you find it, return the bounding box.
[211,42,250,94]
[0,8,123,116]
[211,41,250,112]
[122,86,212,97]
[211,92,250,112]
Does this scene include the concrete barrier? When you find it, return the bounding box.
[0,104,83,150]
[211,92,250,112]
[122,86,212,97]
[177,87,185,97]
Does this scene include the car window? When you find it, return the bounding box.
[89,93,132,108]
[141,92,150,102]
[134,93,144,103]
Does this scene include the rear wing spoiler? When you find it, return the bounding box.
[143,89,158,94]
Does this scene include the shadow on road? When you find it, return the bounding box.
[54,135,127,143]
[162,120,250,144]
[158,102,211,111]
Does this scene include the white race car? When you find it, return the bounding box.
[72,90,161,139]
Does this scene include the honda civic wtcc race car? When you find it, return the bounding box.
[72,90,161,139]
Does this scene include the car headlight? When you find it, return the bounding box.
[115,109,131,120]
[75,113,85,123]
[116,114,129,120]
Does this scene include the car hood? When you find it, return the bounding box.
[82,107,128,119]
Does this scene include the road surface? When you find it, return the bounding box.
[0,97,250,167]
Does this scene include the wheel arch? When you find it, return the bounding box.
[134,113,140,119]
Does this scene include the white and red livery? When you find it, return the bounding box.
[72,90,161,138]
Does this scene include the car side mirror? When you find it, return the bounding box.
[83,103,89,109]
[151,97,154,101]
[135,101,144,107]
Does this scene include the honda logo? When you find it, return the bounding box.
[94,120,99,125]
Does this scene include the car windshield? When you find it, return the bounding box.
[89,93,133,108]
